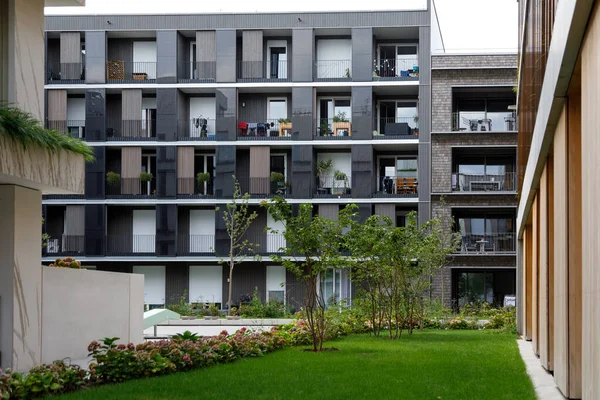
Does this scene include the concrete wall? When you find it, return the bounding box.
[40,267,144,364]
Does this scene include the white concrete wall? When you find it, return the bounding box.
[40,267,144,364]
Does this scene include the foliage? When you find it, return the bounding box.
[316,158,333,178]
[196,172,210,184]
[333,170,348,182]
[238,290,288,318]
[48,257,83,269]
[277,118,291,124]
[106,171,120,186]
[218,176,260,315]
[166,291,197,316]
[172,331,200,343]
[262,198,357,351]
[139,172,153,183]
[270,172,284,183]
[0,360,86,399]
[42,218,50,249]
[0,103,95,162]
[333,111,349,123]
[447,316,476,330]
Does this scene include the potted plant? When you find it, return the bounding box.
[333,111,351,137]
[319,120,331,136]
[196,172,210,194]
[345,67,351,78]
[106,171,120,186]
[316,158,334,191]
[277,118,292,137]
[226,306,241,320]
[204,303,220,320]
[413,115,420,136]
[140,172,153,183]
[333,170,348,194]
[270,171,285,194]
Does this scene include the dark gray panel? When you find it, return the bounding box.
[216,30,236,83]
[157,88,178,141]
[238,94,267,122]
[157,146,177,198]
[291,145,313,198]
[157,30,178,83]
[351,86,372,140]
[418,141,430,224]
[85,147,105,199]
[241,207,266,254]
[215,145,236,198]
[107,38,133,65]
[84,204,105,256]
[177,33,188,79]
[352,27,373,82]
[215,209,228,256]
[85,89,106,141]
[215,88,237,140]
[236,149,250,181]
[85,31,106,84]
[47,38,60,64]
[105,93,121,125]
[351,144,373,198]
[292,29,313,82]
[156,205,177,256]
[292,87,313,140]
[223,262,267,306]
[165,263,189,304]
[357,204,371,223]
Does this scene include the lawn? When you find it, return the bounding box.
[59,330,535,400]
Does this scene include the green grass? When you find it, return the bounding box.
[59,330,535,400]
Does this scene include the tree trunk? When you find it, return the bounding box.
[227,254,234,315]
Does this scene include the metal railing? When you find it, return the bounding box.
[106,178,155,197]
[456,232,516,254]
[314,118,353,138]
[178,61,217,82]
[46,62,85,83]
[452,172,517,192]
[45,235,85,256]
[263,234,286,255]
[314,60,352,80]
[176,177,215,198]
[106,234,156,256]
[178,118,217,140]
[177,234,215,255]
[373,117,419,138]
[106,61,157,82]
[373,175,418,197]
[314,175,352,198]
[237,60,290,81]
[45,120,86,139]
[237,177,291,198]
[452,112,518,132]
[237,119,293,139]
[372,58,419,80]
[106,119,156,140]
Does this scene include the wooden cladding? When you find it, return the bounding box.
[177,147,194,195]
[121,147,142,195]
[374,204,395,225]
[47,90,67,121]
[249,146,270,194]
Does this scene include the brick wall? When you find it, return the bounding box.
[431,54,517,70]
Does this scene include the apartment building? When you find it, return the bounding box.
[429,53,518,310]
[42,8,437,311]
[516,0,599,398]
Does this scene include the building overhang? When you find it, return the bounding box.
[45,0,85,6]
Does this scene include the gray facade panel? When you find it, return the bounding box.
[157,88,178,141]
[292,29,314,82]
[292,87,313,140]
[215,145,236,198]
[351,144,373,198]
[216,30,236,83]
[215,88,237,140]
[292,145,313,198]
[351,86,373,140]
[85,31,106,84]
[418,142,430,224]
[165,264,189,304]
[156,205,177,256]
[157,30,178,83]
[157,147,177,198]
[352,28,373,82]
[85,89,106,142]
[223,263,267,305]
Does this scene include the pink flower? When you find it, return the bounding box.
[183,355,191,362]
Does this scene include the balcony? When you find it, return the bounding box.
[452,112,517,133]
[106,234,156,256]
[177,234,215,256]
[46,62,85,84]
[452,172,517,192]
[237,177,291,198]
[372,176,418,198]
[106,61,156,83]
[314,60,352,81]
[314,175,352,198]
[177,178,215,199]
[45,235,85,256]
[178,118,216,141]
[46,120,86,139]
[314,118,353,139]
[372,58,419,81]
[373,117,419,139]
[106,178,156,198]
[237,60,290,82]
[455,233,516,255]
[178,61,217,83]
[237,120,293,140]
[106,119,156,141]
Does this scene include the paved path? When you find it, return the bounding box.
[517,339,566,400]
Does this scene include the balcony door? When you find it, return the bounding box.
[377,44,417,77]
[189,210,215,253]
[133,265,165,308]
[132,209,156,253]
[378,100,417,135]
[320,269,352,308]
[190,42,196,79]
[267,40,287,79]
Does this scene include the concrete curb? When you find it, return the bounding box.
[517,339,566,400]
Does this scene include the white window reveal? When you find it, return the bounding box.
[267,212,286,253]
[133,265,165,307]
[132,209,156,253]
[266,265,286,303]
[66,97,85,138]
[316,39,352,79]
[189,265,222,305]
[266,40,287,79]
[132,41,157,79]
[189,97,216,137]
[189,210,215,253]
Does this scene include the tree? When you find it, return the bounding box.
[219,176,259,315]
[263,197,356,351]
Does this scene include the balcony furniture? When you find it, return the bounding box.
[238,121,248,136]
[385,122,410,136]
[279,122,292,137]
[504,116,516,131]
[470,181,501,191]
[333,121,351,136]
[132,72,148,81]
[107,60,125,80]
[476,239,488,253]
[247,122,258,136]
[257,123,266,136]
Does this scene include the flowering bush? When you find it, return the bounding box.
[0,361,86,399]
[447,316,476,330]
[484,306,517,332]
[48,257,82,269]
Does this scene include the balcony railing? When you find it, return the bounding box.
[373,175,418,198]
[46,62,85,83]
[373,117,419,138]
[106,61,156,82]
[237,120,293,139]
[314,175,352,198]
[237,60,290,82]
[45,235,85,256]
[178,61,216,82]
[452,112,518,132]
[456,233,516,254]
[452,172,517,192]
[106,234,156,256]
[372,58,419,81]
[178,118,216,140]
[106,178,156,198]
[106,119,156,140]
[177,234,215,256]
[314,118,353,139]
[237,177,291,198]
[45,120,86,139]
[314,60,352,80]
[176,177,215,198]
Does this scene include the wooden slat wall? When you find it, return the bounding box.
[319,205,339,221]
[581,5,600,397]
[532,195,539,355]
[524,224,532,341]
[242,30,263,78]
[539,166,549,368]
[374,204,395,225]
[122,147,142,195]
[249,146,269,194]
[177,147,195,195]
[196,31,216,62]
[47,90,67,121]
[122,89,142,138]
[59,32,81,79]
[547,154,555,372]
[64,205,84,236]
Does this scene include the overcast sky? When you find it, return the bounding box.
[45,0,517,53]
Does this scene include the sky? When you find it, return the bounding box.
[45,0,518,53]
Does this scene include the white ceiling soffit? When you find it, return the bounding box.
[45,0,85,7]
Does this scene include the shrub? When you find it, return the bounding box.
[139,172,153,183]
[196,172,210,187]
[172,330,200,343]
[166,291,197,317]
[270,172,284,183]
[106,171,120,186]
[447,316,476,330]
[238,291,288,318]
[48,257,83,269]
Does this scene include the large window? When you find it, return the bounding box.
[454,212,516,253]
[452,88,516,132]
[453,269,516,309]
[453,154,516,192]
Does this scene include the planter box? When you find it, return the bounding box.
[279,122,292,137]
[132,72,148,81]
[181,316,195,320]
[204,316,219,320]
[226,316,241,320]
[333,121,351,136]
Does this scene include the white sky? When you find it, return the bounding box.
[45,0,518,53]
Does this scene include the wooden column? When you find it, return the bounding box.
[524,225,532,341]
[47,89,67,133]
[532,195,539,355]
[177,147,194,195]
[249,146,270,195]
[539,165,550,368]
[121,147,142,195]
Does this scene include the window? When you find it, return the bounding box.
[453,90,516,132]
[453,269,516,309]
[318,98,351,122]
[453,154,516,191]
